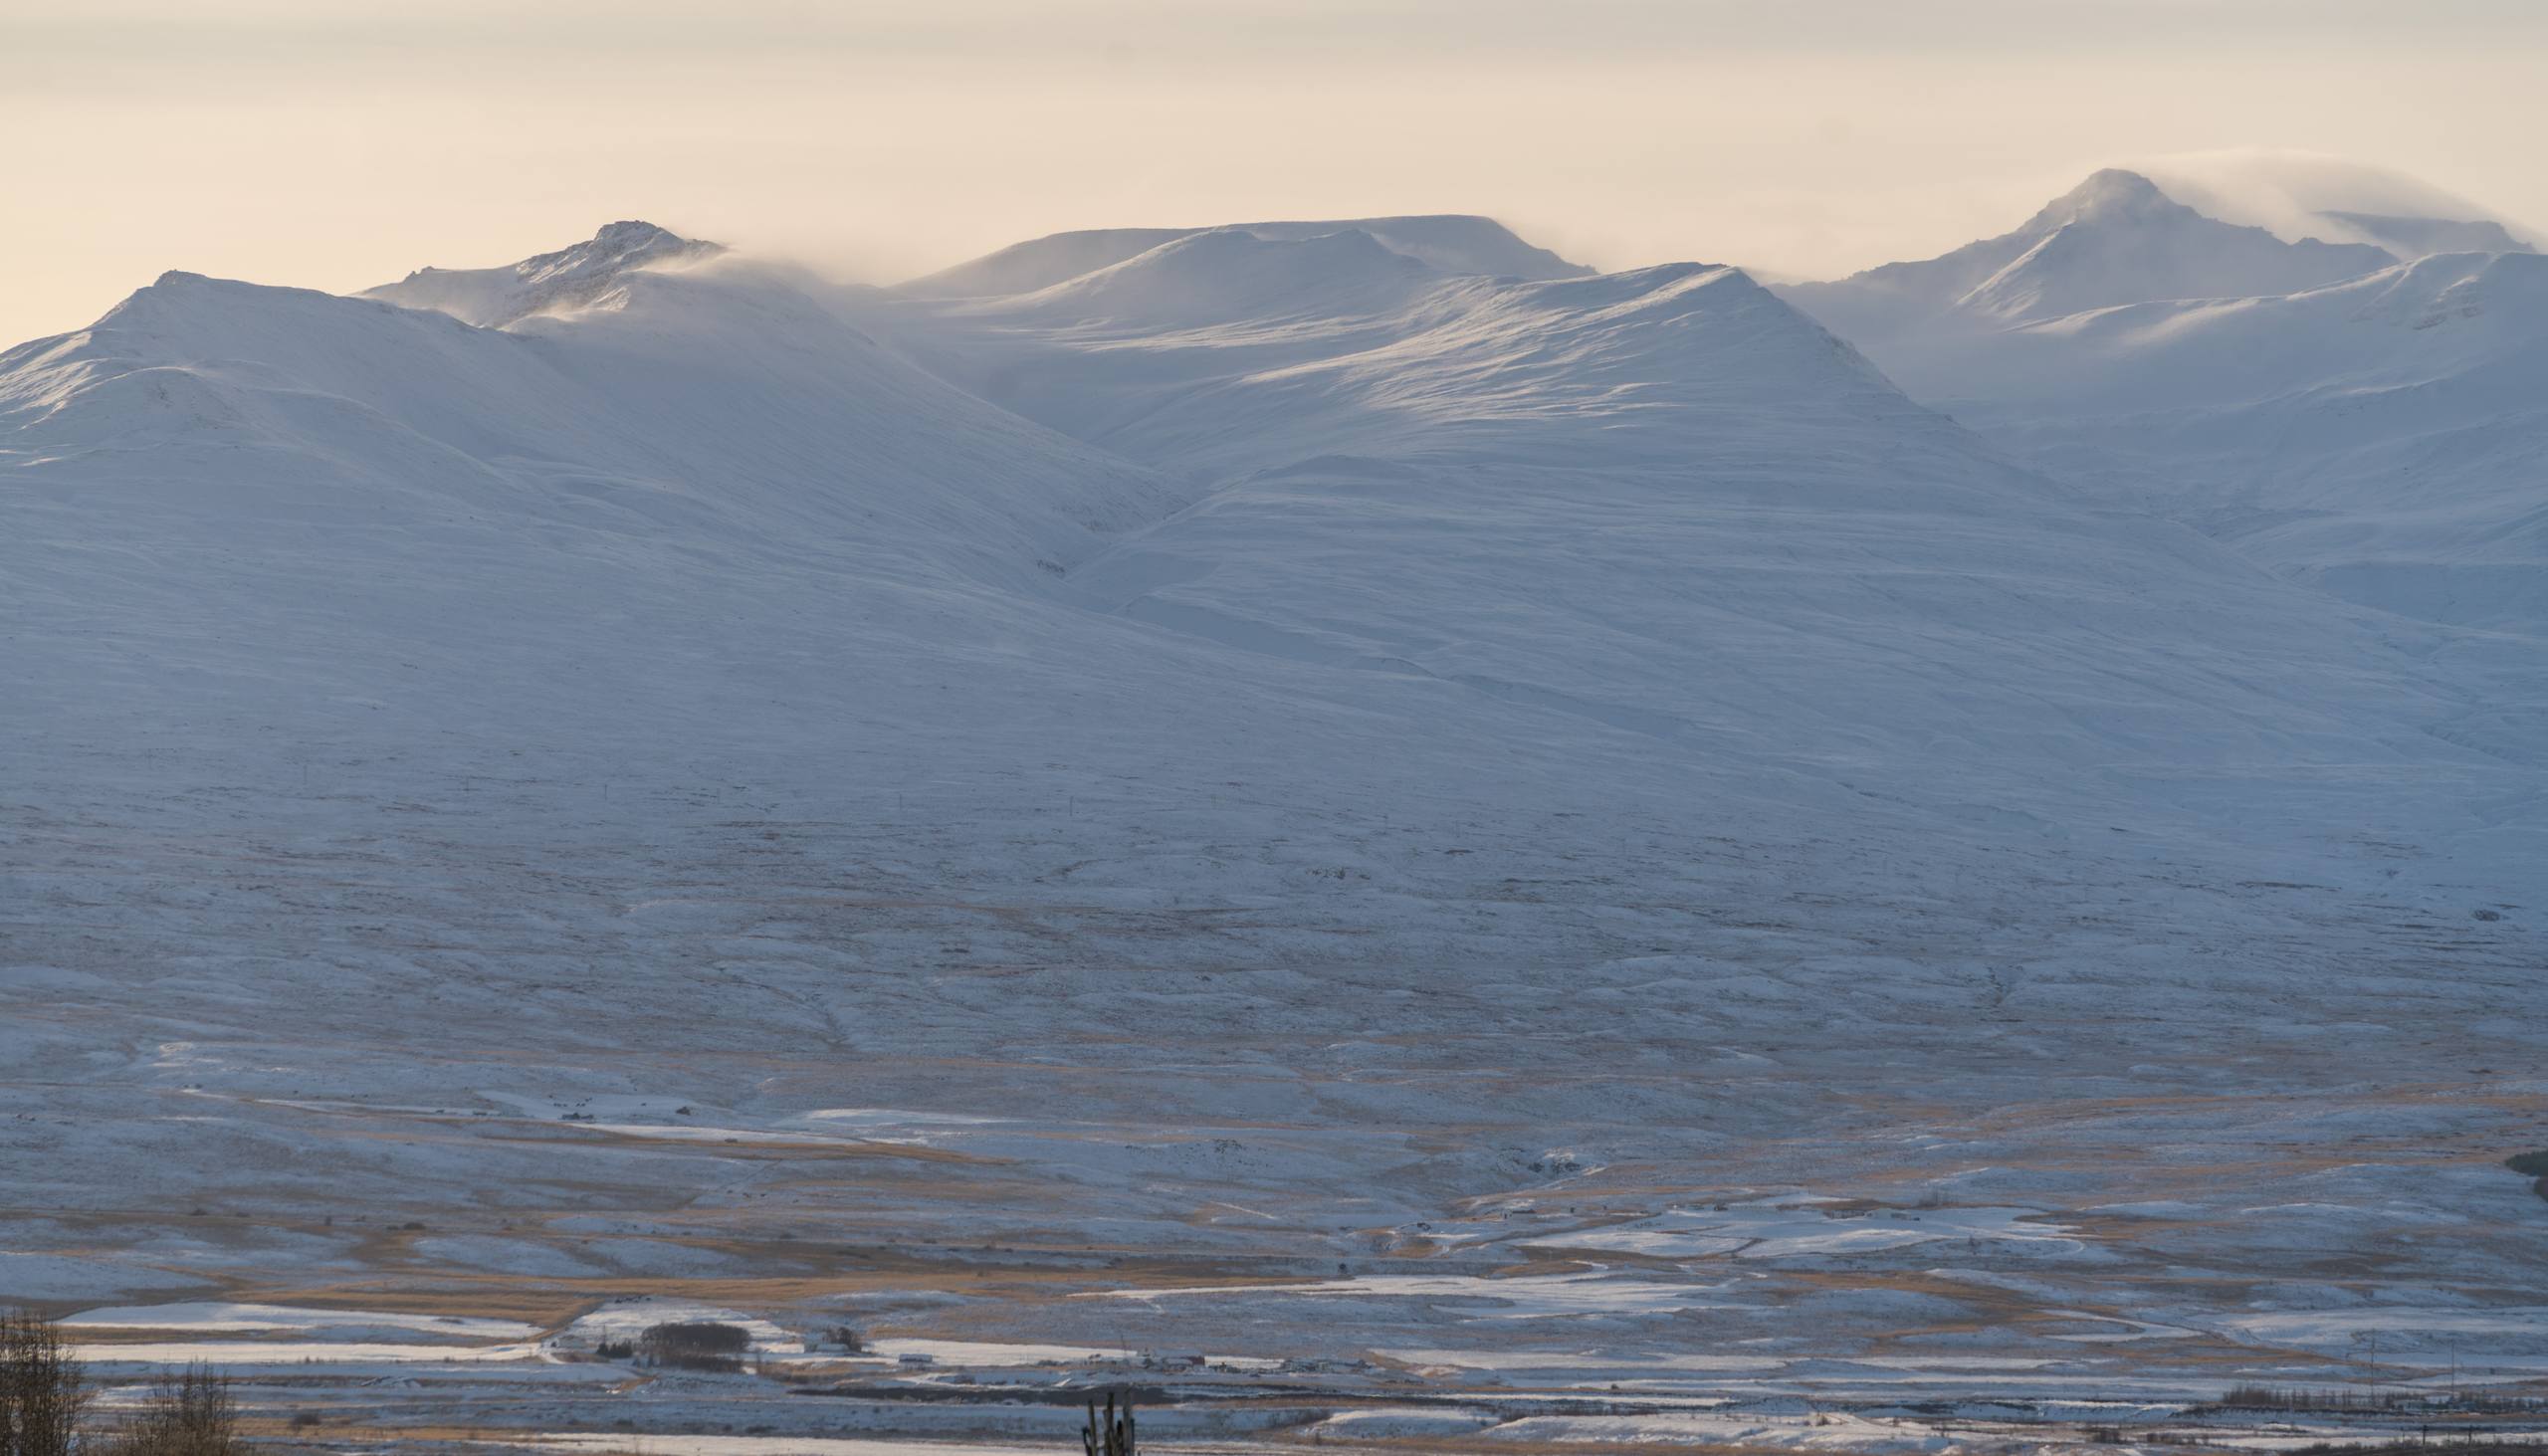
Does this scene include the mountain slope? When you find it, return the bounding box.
[1777,164,2548,636]
[1883,250,2548,634]
[902,213,1588,299]
[1002,227,1443,331]
[877,243,1934,477]
[862,231,2541,792]
[2319,210,2534,260]
[1229,214,1590,281]
[362,219,726,326]
[1781,170,2393,344]
[16,263,1182,574]
[0,239,1204,764]
[2132,150,2543,258]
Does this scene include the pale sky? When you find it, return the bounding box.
[4,0,2545,345]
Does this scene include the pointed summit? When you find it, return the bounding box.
[364,220,725,327]
[522,221,718,281]
[590,219,685,246]
[1779,167,2393,343]
[2031,169,2177,227]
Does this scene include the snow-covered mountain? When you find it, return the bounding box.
[902,212,1590,298]
[2131,149,2542,259]
[1893,251,2548,634]
[1786,168,2548,637]
[2316,210,2535,261]
[1781,169,2395,343]
[363,219,727,326]
[5,213,2544,1389]
[996,226,1444,333]
[875,231,1932,475]
[0,236,1206,776]
[851,218,2542,789]
[28,217,2517,835]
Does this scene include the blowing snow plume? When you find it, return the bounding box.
[2131,147,2543,257]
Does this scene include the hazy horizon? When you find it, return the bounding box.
[5,0,2546,345]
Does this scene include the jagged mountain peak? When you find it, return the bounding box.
[513,220,719,282]
[364,220,727,328]
[591,218,686,246]
[2032,168,2176,226]
[1780,165,2396,342]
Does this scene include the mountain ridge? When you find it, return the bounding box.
[902,212,1590,299]
[1780,168,2396,343]
[362,219,727,327]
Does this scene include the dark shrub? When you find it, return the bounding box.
[637,1321,752,1373]
[99,1364,238,1456]
[1,1309,92,1456]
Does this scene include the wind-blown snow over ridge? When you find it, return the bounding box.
[1780,169,2395,342]
[1004,227,1442,330]
[1783,161,2548,638]
[2130,149,2544,257]
[363,219,727,326]
[903,213,1590,299]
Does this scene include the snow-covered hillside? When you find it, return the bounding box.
[5,214,2545,1413]
[1787,172,2548,636]
[0,246,1202,770]
[363,219,728,326]
[1781,169,2395,343]
[901,212,1589,299]
[853,217,2547,817]
[1891,253,2548,633]
[2131,150,2542,258]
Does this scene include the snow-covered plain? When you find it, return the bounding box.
[4,189,2546,1449]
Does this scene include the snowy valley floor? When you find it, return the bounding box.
[7,762,2546,1452]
